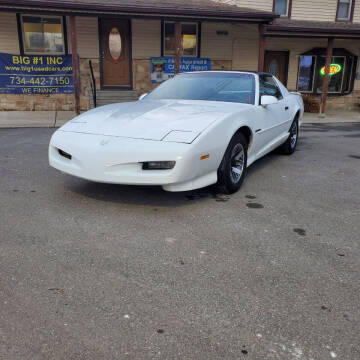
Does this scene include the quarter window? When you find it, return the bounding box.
[260,75,283,100]
[337,0,352,20]
[163,21,198,57]
[274,0,289,16]
[20,14,65,55]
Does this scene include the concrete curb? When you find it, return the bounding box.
[0,111,76,128]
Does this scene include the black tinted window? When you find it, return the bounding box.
[259,76,283,100]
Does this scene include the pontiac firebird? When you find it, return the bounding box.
[49,71,304,193]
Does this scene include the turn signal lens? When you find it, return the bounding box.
[142,161,176,170]
[200,154,210,160]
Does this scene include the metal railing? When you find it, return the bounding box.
[88,60,97,108]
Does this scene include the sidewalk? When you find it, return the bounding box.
[302,109,360,124]
[0,109,360,128]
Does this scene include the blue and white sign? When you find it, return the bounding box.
[151,57,211,83]
[0,53,74,94]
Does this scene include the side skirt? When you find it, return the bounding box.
[247,132,289,167]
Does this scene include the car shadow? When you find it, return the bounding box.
[64,179,192,207]
[63,149,284,207]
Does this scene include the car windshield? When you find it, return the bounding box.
[145,72,256,105]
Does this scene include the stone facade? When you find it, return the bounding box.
[326,91,360,111]
[0,54,358,112]
[0,93,76,112]
[133,59,158,95]
[79,58,100,111]
[302,91,360,112]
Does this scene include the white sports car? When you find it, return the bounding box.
[49,71,303,193]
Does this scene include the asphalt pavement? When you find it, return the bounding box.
[0,123,359,360]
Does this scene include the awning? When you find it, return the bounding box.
[0,0,278,22]
[263,18,360,38]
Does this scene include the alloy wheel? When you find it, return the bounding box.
[290,121,298,149]
[230,143,245,183]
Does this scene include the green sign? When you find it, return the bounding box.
[320,63,342,77]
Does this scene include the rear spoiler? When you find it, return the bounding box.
[290,91,302,96]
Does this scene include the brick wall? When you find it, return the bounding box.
[326,91,360,111]
[303,91,360,112]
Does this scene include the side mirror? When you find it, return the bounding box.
[261,95,278,107]
[139,93,148,100]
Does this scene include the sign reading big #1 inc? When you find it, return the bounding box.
[0,53,74,94]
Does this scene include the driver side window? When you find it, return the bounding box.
[259,75,283,100]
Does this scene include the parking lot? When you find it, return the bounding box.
[0,123,359,360]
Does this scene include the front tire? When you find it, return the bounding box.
[280,119,298,155]
[217,133,247,194]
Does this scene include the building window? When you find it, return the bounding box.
[297,56,316,92]
[337,0,352,20]
[163,21,199,57]
[344,56,355,92]
[274,0,289,16]
[297,49,357,95]
[20,14,66,55]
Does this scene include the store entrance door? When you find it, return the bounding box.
[99,18,131,88]
[264,51,289,85]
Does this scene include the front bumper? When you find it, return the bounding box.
[49,130,217,191]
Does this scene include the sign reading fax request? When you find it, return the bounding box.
[0,53,74,94]
[150,57,211,83]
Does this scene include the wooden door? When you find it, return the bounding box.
[264,51,289,85]
[100,19,131,88]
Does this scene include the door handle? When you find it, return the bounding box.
[285,106,289,111]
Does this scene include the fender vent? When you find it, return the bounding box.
[58,149,72,160]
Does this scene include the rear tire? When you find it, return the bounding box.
[280,119,298,155]
[217,133,248,194]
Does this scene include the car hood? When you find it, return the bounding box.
[60,99,252,143]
